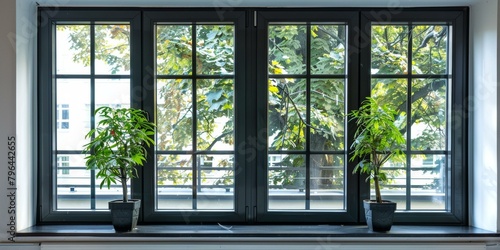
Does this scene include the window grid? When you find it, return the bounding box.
[38,8,468,225]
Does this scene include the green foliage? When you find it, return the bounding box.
[83,107,155,202]
[349,97,406,203]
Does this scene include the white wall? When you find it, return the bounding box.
[471,0,500,232]
[0,0,18,243]
[16,0,37,237]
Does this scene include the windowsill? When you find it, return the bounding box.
[16,225,500,243]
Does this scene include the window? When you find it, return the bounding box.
[57,156,70,175]
[38,8,468,225]
[56,104,70,129]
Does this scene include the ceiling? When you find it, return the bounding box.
[36,0,485,7]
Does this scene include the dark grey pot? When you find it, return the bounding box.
[363,199,397,232]
[109,199,141,232]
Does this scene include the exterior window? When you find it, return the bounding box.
[266,23,347,211]
[370,23,451,211]
[38,8,468,225]
[56,104,70,129]
[48,20,134,212]
[57,156,70,175]
[154,23,236,211]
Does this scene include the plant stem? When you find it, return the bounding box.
[373,150,383,203]
[120,168,128,203]
[374,175,382,203]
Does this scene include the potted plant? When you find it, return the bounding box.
[348,97,406,231]
[83,106,155,232]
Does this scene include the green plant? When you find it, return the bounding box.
[83,106,155,203]
[349,97,406,203]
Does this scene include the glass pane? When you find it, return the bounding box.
[157,154,193,210]
[196,25,235,75]
[371,25,409,75]
[156,79,193,151]
[95,79,131,117]
[268,154,306,210]
[268,24,307,75]
[310,79,345,151]
[56,154,90,210]
[156,25,192,75]
[310,154,344,210]
[268,78,306,151]
[410,154,447,210]
[412,25,449,75]
[56,25,91,75]
[197,79,234,151]
[371,159,407,210]
[411,79,447,150]
[94,24,131,75]
[311,24,346,75]
[197,155,234,210]
[371,78,408,138]
[95,178,129,210]
[56,79,91,150]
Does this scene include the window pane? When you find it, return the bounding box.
[268,154,306,210]
[95,180,129,210]
[197,155,234,210]
[95,79,130,110]
[197,79,234,151]
[56,79,90,150]
[412,25,449,75]
[156,79,193,151]
[411,79,447,150]
[56,25,91,75]
[310,154,344,210]
[311,24,346,75]
[56,154,90,210]
[156,25,192,75]
[268,78,306,151]
[196,25,235,75]
[61,110,69,120]
[410,154,447,210]
[371,159,407,210]
[157,154,193,210]
[371,78,408,136]
[268,24,307,75]
[310,79,345,151]
[371,25,409,75]
[95,24,131,75]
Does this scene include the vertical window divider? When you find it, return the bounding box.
[305,23,312,210]
[405,22,414,211]
[191,23,198,210]
[90,22,97,210]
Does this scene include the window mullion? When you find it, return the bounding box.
[406,22,414,211]
[305,23,312,210]
[191,23,198,210]
[90,22,97,210]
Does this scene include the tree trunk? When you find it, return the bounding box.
[310,134,327,189]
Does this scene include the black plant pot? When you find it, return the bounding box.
[109,199,141,232]
[363,199,397,232]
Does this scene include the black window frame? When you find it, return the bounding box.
[37,7,468,226]
[359,9,468,224]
